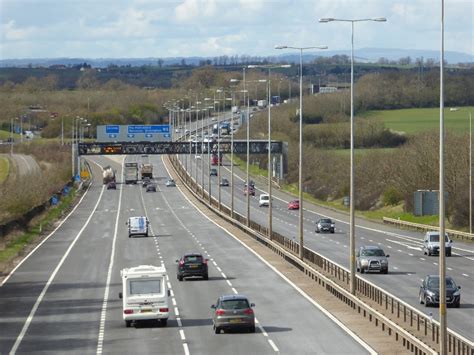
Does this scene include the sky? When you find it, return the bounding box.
[0,0,473,59]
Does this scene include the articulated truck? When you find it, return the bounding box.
[124,162,139,184]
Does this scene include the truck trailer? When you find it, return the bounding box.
[124,162,139,184]
[140,163,153,180]
[102,166,116,184]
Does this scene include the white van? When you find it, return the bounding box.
[119,265,170,327]
[259,193,270,207]
[126,216,149,238]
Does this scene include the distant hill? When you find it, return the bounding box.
[0,48,472,68]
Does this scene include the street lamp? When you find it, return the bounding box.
[248,64,291,241]
[319,16,386,295]
[275,44,327,260]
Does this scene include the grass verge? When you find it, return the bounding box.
[0,189,77,264]
[230,155,268,178]
[0,157,9,183]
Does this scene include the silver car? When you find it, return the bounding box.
[211,295,255,334]
[422,231,452,257]
[356,246,389,274]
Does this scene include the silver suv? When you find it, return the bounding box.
[356,246,389,274]
[211,295,255,334]
[422,232,452,256]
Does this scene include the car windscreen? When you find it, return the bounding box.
[261,196,269,200]
[320,219,332,224]
[220,299,250,310]
[429,234,449,242]
[427,278,456,289]
[129,279,161,295]
[184,255,203,263]
[361,249,385,257]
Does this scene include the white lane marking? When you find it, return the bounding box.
[231,287,238,294]
[172,298,177,306]
[268,339,279,352]
[221,273,227,279]
[462,274,469,277]
[177,318,183,327]
[420,258,426,261]
[174,307,180,316]
[226,280,232,287]
[1,178,93,287]
[448,267,453,271]
[179,329,186,340]
[96,156,125,354]
[393,267,399,270]
[183,344,190,355]
[216,266,222,272]
[10,184,106,355]
[165,158,375,355]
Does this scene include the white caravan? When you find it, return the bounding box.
[119,265,170,327]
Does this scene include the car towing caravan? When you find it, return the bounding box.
[119,265,170,327]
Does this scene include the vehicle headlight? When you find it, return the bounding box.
[453,290,460,296]
[361,259,369,265]
[331,224,335,227]
[381,260,388,264]
[426,290,436,296]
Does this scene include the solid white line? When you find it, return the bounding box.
[10,184,106,355]
[96,156,125,354]
[165,159,376,355]
[1,179,93,287]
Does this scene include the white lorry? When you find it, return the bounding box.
[119,265,170,327]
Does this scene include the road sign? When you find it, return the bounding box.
[106,125,120,134]
[80,170,90,179]
[128,125,170,134]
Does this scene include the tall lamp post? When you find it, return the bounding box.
[319,16,386,295]
[248,64,291,241]
[275,44,327,259]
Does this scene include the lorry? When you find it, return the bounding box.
[124,162,139,184]
[140,163,153,180]
[231,106,240,114]
[119,265,170,327]
[257,100,267,108]
[102,166,116,184]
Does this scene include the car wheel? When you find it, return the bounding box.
[447,251,451,257]
[360,268,365,274]
[125,320,132,328]
[249,325,256,333]
[330,229,335,234]
[203,274,209,280]
[178,275,183,281]
[160,319,168,327]
[214,326,220,334]
[424,297,430,307]
[427,250,431,256]
[382,269,388,274]
[455,301,460,308]
[316,230,320,233]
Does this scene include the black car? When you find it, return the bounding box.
[419,275,461,308]
[146,183,156,192]
[210,168,218,176]
[176,253,208,281]
[315,218,335,233]
[220,178,229,186]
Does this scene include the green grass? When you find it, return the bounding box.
[362,107,473,134]
[230,155,268,178]
[0,157,9,183]
[0,130,20,141]
[332,147,397,156]
[0,189,77,264]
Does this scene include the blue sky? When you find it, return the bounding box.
[1,0,472,59]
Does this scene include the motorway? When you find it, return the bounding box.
[181,143,474,341]
[0,153,40,177]
[0,155,373,354]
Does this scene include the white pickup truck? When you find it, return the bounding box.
[119,265,170,327]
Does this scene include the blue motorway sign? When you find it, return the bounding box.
[128,125,170,134]
[106,125,120,134]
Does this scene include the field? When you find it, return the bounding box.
[363,107,473,134]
